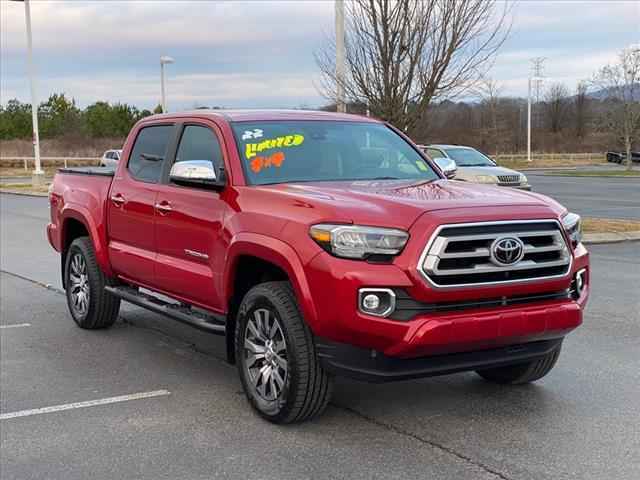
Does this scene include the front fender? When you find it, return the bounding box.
[224,232,318,330]
[60,203,113,277]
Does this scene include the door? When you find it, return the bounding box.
[108,124,175,287]
[153,123,228,311]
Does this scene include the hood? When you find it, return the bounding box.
[455,165,523,180]
[264,179,558,229]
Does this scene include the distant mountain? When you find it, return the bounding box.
[588,84,640,101]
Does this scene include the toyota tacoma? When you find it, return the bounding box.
[47,110,589,423]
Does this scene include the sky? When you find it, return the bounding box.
[1,0,639,111]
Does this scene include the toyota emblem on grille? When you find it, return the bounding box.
[490,237,525,266]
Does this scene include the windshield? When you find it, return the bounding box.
[444,148,495,167]
[232,121,439,185]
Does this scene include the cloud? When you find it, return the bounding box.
[1,0,638,109]
[1,70,324,109]
[1,1,333,54]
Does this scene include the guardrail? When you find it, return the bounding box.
[493,153,606,163]
[0,157,101,170]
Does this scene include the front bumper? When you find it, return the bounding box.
[305,235,589,360]
[316,337,563,383]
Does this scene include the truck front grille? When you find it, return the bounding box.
[418,221,571,288]
[497,174,522,184]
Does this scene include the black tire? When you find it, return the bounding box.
[235,281,333,424]
[65,236,120,329]
[476,344,562,385]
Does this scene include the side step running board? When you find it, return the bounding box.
[105,286,226,335]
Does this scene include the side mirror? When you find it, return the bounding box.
[434,157,457,179]
[169,160,225,189]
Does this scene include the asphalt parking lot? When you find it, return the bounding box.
[1,192,639,480]
[526,173,640,220]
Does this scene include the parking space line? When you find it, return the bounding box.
[0,323,32,329]
[0,389,171,420]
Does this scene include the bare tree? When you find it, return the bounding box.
[543,82,570,133]
[573,81,589,138]
[316,0,511,133]
[475,75,503,154]
[592,47,640,170]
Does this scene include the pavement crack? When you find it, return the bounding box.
[332,402,513,480]
[0,269,64,294]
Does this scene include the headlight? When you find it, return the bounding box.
[561,212,582,247]
[520,174,528,184]
[310,224,409,259]
[475,175,497,184]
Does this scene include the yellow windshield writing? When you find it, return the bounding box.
[245,134,304,159]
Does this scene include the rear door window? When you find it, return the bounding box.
[128,125,173,183]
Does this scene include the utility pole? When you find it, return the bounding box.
[335,0,346,113]
[527,74,544,162]
[530,57,546,103]
[527,57,546,162]
[527,77,532,162]
[12,0,44,184]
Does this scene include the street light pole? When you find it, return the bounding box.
[335,0,346,113]
[160,56,174,113]
[16,0,44,182]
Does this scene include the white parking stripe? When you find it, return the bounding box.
[0,390,171,420]
[0,323,31,329]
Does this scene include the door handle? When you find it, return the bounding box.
[155,201,172,214]
[111,194,125,206]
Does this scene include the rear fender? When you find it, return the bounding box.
[224,233,318,329]
[60,204,113,277]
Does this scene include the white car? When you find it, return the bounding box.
[100,149,122,168]
[422,144,531,190]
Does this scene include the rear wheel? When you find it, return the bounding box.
[235,281,333,424]
[65,237,120,329]
[476,344,562,384]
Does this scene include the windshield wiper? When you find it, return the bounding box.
[371,176,401,180]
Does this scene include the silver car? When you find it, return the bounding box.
[100,149,122,168]
[423,144,531,190]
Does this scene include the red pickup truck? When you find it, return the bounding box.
[48,110,589,423]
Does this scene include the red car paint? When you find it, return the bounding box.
[47,110,589,360]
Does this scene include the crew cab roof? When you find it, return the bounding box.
[143,109,380,123]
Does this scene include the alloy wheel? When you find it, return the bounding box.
[243,308,288,401]
[69,253,90,316]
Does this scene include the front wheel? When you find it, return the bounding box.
[476,344,562,384]
[235,281,333,424]
[65,237,120,329]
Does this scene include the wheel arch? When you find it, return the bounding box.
[223,233,318,364]
[60,206,112,287]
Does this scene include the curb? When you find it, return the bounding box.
[540,173,640,178]
[0,189,48,197]
[583,232,640,245]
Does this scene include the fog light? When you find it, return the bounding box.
[358,288,396,318]
[362,294,380,310]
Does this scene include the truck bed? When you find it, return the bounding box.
[58,166,115,176]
